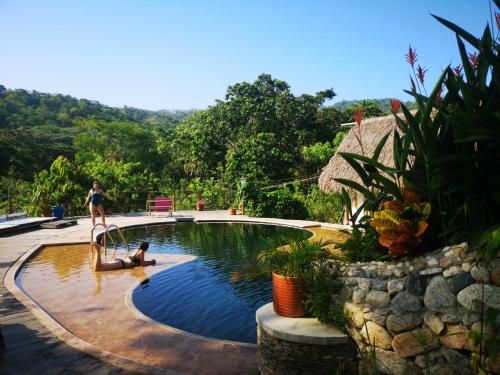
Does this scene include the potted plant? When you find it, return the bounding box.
[234,240,331,317]
[228,197,239,215]
[196,199,205,211]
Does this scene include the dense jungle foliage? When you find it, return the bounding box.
[0,74,387,219]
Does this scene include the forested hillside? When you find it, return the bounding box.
[334,98,415,114]
[0,74,391,220]
[0,85,194,179]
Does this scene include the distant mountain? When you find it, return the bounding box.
[0,84,197,179]
[333,98,415,114]
[0,85,197,130]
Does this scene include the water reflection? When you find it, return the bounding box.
[129,222,310,343]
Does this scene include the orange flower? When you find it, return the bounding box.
[390,98,401,113]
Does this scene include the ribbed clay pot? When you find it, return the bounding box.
[272,272,306,317]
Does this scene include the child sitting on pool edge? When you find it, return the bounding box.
[93,239,156,272]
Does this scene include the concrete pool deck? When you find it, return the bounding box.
[0,211,348,374]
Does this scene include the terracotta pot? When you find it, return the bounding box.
[105,208,113,215]
[228,208,237,215]
[272,272,306,317]
[196,201,205,211]
[41,210,52,217]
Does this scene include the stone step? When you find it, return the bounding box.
[40,219,77,229]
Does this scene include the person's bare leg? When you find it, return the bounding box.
[93,243,122,271]
[96,204,106,227]
[93,243,102,271]
[90,204,96,226]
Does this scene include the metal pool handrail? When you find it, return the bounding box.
[90,223,131,255]
[103,224,131,254]
[90,223,116,249]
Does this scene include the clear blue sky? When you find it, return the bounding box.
[0,0,492,110]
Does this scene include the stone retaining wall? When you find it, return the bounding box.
[328,243,500,375]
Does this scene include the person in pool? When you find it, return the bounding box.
[84,181,110,227]
[93,240,156,271]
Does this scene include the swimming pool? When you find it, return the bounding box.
[125,222,311,344]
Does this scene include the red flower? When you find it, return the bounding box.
[453,64,463,78]
[496,12,500,30]
[468,52,479,70]
[353,109,364,126]
[417,65,428,85]
[405,46,417,67]
[390,98,401,113]
[409,76,417,93]
[435,85,443,105]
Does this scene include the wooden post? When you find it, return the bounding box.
[7,187,13,215]
[173,190,177,212]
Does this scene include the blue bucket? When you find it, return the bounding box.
[52,206,64,220]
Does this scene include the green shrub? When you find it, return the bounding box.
[337,226,386,263]
[302,186,344,223]
[0,177,31,214]
[248,187,308,219]
[303,265,345,330]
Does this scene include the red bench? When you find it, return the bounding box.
[146,197,173,216]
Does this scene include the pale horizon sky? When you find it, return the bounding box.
[0,0,492,110]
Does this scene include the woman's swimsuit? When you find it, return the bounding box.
[128,251,141,266]
[90,190,102,205]
[115,258,126,268]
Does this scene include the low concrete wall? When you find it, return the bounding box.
[329,243,500,375]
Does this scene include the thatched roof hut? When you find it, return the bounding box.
[319,113,403,193]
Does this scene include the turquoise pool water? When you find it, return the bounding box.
[125,222,310,344]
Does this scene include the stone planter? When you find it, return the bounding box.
[256,303,356,375]
[272,272,306,317]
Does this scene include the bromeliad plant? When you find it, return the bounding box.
[336,4,500,252]
[370,188,431,256]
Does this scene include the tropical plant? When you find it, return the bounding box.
[30,156,86,216]
[255,240,331,278]
[232,240,331,280]
[370,188,431,256]
[336,226,386,263]
[335,7,500,249]
[303,265,345,329]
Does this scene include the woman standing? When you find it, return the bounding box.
[84,181,109,227]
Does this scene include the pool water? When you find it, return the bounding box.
[126,222,310,344]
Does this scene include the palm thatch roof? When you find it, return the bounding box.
[319,113,403,193]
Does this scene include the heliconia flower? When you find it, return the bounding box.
[453,64,463,77]
[496,12,500,30]
[468,52,479,70]
[417,65,428,85]
[353,109,365,126]
[409,76,417,93]
[405,46,417,67]
[435,85,443,105]
[390,98,401,113]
